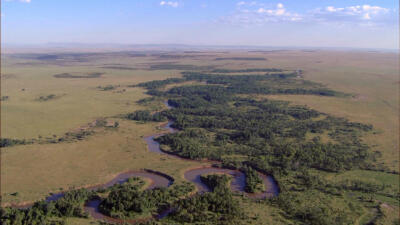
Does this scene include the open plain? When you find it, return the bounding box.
[1,49,399,225]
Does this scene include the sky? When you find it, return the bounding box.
[1,0,399,49]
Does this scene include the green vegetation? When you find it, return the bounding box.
[130,72,398,225]
[137,97,158,105]
[126,110,167,122]
[273,190,361,225]
[37,94,57,101]
[2,50,398,225]
[211,68,283,73]
[0,121,112,147]
[97,85,116,91]
[0,138,33,147]
[1,118,200,209]
[136,78,186,90]
[242,166,264,193]
[0,177,194,224]
[0,189,93,225]
[148,64,214,71]
[53,72,104,78]
[100,66,137,70]
[200,174,231,191]
[149,79,369,173]
[99,179,194,219]
[156,71,346,97]
[136,97,166,112]
[170,174,244,224]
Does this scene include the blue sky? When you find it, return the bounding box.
[1,0,398,49]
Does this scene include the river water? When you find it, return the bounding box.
[13,99,279,224]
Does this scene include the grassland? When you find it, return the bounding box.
[1,49,398,224]
[1,64,179,139]
[223,51,398,171]
[1,118,207,204]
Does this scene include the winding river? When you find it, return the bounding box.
[83,170,173,224]
[184,167,279,198]
[143,101,280,199]
[13,100,279,224]
[144,121,177,154]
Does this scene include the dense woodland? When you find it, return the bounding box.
[126,110,166,122]
[130,71,398,225]
[0,178,196,225]
[2,70,398,225]
[99,178,194,219]
[138,71,346,97]
[170,174,244,224]
[0,189,93,225]
[149,73,371,173]
[242,166,265,193]
[210,68,283,73]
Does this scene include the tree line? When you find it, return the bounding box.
[128,71,390,225]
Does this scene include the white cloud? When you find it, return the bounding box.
[316,5,389,21]
[160,1,179,8]
[226,3,303,25]
[237,1,246,7]
[237,1,257,7]
[4,0,31,3]
[326,6,342,12]
[220,2,394,27]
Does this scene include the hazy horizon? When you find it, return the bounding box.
[2,0,399,50]
[2,42,399,53]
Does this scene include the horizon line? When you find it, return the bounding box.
[2,42,399,52]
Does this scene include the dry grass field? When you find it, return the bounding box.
[1,118,207,204]
[258,51,399,171]
[1,49,398,224]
